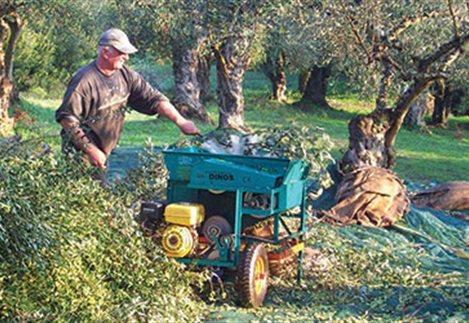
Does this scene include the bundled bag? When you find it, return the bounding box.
[320,166,409,227]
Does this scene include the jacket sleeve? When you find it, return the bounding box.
[56,80,88,125]
[126,68,170,115]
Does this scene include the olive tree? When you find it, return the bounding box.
[130,0,212,123]
[322,0,468,171]
[259,38,288,102]
[207,0,283,130]
[264,0,344,108]
[0,0,24,136]
[429,56,467,126]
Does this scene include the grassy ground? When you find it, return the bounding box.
[16,67,469,183]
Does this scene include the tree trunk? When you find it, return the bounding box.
[172,40,211,123]
[213,37,250,131]
[430,80,451,126]
[261,50,287,102]
[341,109,394,172]
[298,70,310,95]
[0,18,14,137]
[301,65,331,108]
[404,91,433,129]
[341,79,433,172]
[5,12,22,103]
[197,53,212,103]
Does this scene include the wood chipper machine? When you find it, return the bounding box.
[141,147,310,307]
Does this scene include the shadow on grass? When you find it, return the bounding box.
[289,99,360,123]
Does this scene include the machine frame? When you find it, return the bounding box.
[161,147,311,306]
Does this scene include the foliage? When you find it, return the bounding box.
[129,56,174,93]
[118,140,169,202]
[0,138,208,321]
[325,0,468,101]
[13,26,63,96]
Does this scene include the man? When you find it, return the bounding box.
[56,28,199,169]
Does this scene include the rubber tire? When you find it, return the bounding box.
[236,243,269,308]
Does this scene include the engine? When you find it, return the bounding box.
[161,202,205,258]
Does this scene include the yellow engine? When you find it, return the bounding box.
[161,203,205,258]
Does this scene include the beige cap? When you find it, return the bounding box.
[98,28,138,54]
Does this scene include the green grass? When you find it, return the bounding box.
[15,68,469,183]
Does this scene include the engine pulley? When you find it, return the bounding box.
[161,225,198,258]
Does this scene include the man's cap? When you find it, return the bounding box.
[98,28,138,54]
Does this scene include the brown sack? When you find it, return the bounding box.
[411,181,469,211]
[320,166,409,227]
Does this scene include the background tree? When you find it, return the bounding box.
[260,47,287,102]
[170,1,212,123]
[208,0,282,130]
[259,32,288,102]
[131,0,212,123]
[429,55,468,126]
[0,0,24,136]
[279,0,344,109]
[327,0,469,171]
[403,90,434,129]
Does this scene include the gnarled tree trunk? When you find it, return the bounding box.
[172,40,211,123]
[341,29,468,172]
[213,37,250,131]
[0,12,22,137]
[341,79,433,172]
[261,50,287,102]
[197,53,212,103]
[301,65,331,108]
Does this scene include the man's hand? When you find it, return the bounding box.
[85,145,107,169]
[156,101,200,136]
[178,119,200,135]
[60,119,107,169]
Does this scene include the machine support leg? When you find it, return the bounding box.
[297,184,308,283]
[274,214,279,243]
[234,190,243,264]
[297,246,304,283]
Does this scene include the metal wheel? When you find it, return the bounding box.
[236,243,269,308]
